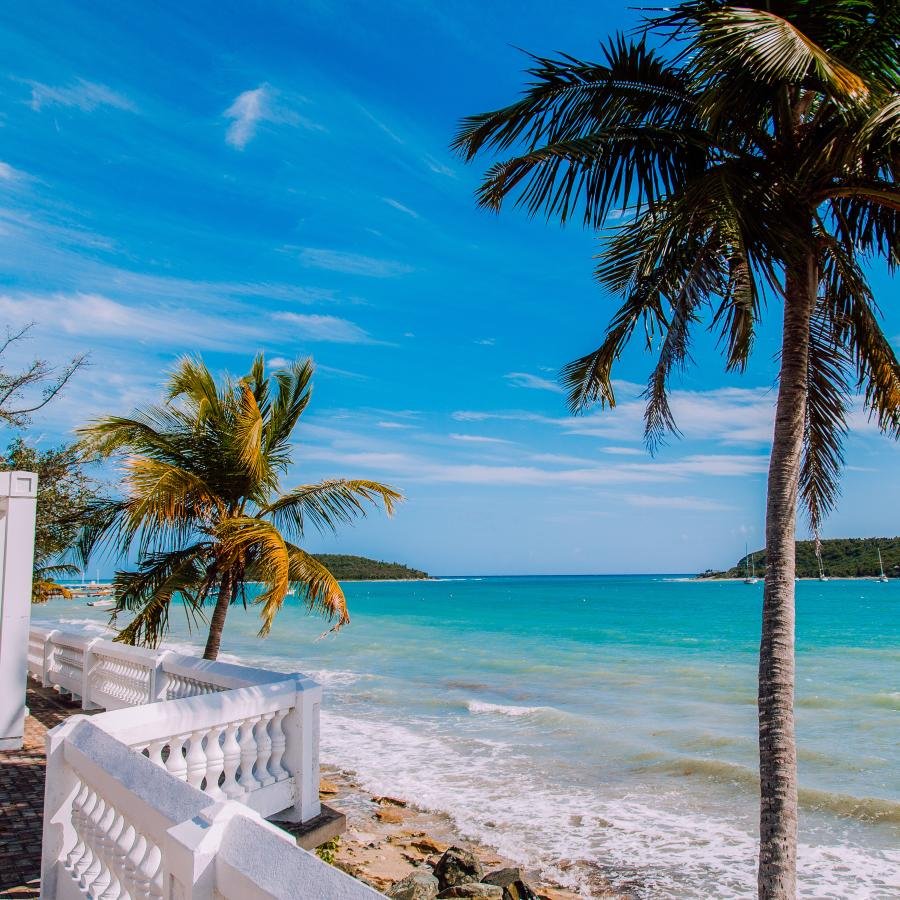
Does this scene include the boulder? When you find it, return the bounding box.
[387,868,440,900]
[501,881,539,900]
[483,868,526,889]
[411,836,449,855]
[437,886,503,899]
[434,847,484,890]
[373,795,408,807]
[319,778,339,796]
[376,807,406,824]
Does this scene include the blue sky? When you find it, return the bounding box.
[0,0,897,575]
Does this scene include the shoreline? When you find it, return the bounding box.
[317,764,622,899]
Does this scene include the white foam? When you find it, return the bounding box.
[467,700,548,718]
[319,710,900,899]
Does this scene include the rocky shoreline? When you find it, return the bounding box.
[317,765,626,899]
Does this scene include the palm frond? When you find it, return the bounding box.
[800,301,851,531]
[112,544,211,647]
[262,479,402,539]
[284,543,349,632]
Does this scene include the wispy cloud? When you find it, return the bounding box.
[474,338,495,346]
[424,154,456,177]
[0,162,24,181]
[378,421,416,430]
[224,84,322,149]
[297,247,413,278]
[624,493,734,511]
[504,371,564,394]
[273,312,375,344]
[0,291,255,349]
[27,79,135,113]
[382,197,420,219]
[449,433,513,445]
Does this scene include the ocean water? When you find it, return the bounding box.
[36,576,899,898]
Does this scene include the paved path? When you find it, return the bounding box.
[0,686,83,898]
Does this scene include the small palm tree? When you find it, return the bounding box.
[77,355,401,660]
[453,2,899,897]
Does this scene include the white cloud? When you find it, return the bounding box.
[0,162,23,181]
[449,433,513,445]
[504,372,564,394]
[267,356,290,368]
[474,338,496,346]
[602,446,644,456]
[224,84,322,150]
[273,312,374,344]
[224,86,269,149]
[424,154,456,177]
[28,79,134,113]
[624,493,734,511]
[378,421,415,430]
[382,197,420,219]
[0,291,256,349]
[297,248,413,278]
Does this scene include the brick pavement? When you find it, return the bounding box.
[0,685,84,898]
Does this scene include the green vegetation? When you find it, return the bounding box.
[313,554,428,581]
[76,355,401,659]
[703,538,900,579]
[0,438,106,602]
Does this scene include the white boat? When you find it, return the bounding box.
[744,544,759,584]
[86,598,116,609]
[877,547,889,583]
[816,547,829,581]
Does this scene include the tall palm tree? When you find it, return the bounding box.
[77,355,401,660]
[452,2,899,897]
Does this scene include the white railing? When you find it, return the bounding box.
[31,626,382,900]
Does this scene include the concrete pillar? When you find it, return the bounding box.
[0,470,38,750]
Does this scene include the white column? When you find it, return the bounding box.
[0,470,38,750]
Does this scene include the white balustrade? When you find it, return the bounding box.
[30,626,373,899]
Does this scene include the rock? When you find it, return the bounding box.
[376,808,406,824]
[411,836,449,855]
[319,778,339,795]
[437,886,503,899]
[483,868,525,889]
[373,795,408,807]
[387,868,440,900]
[501,881,539,900]
[434,847,484,891]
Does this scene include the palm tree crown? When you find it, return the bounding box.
[453,2,898,897]
[77,355,401,659]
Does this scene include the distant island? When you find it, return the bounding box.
[314,554,430,581]
[699,537,899,579]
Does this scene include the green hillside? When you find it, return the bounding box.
[700,537,900,579]
[313,554,429,580]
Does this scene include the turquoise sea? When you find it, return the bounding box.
[37,576,899,898]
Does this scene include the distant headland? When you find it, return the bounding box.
[699,537,899,580]
[313,554,430,581]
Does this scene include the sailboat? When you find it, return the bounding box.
[744,544,759,584]
[816,544,829,582]
[877,547,889,583]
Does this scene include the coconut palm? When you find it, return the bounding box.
[452,2,899,896]
[76,355,401,660]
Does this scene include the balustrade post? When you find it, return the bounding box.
[163,800,241,899]
[281,676,322,823]
[42,629,61,688]
[150,649,173,703]
[81,637,103,711]
[41,715,88,898]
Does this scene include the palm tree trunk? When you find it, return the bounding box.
[758,251,816,899]
[203,571,233,660]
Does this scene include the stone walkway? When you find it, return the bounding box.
[0,685,84,898]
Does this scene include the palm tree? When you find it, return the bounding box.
[452,3,899,897]
[76,355,401,660]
